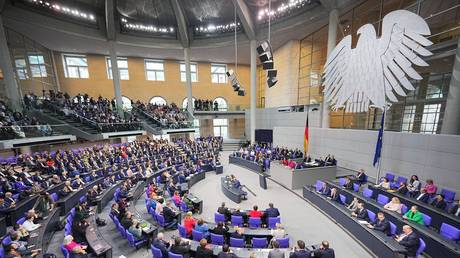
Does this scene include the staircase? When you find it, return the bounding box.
[222,139,245,152]
[131,109,163,135]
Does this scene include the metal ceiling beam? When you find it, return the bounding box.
[105,0,116,40]
[231,0,255,40]
[170,0,190,48]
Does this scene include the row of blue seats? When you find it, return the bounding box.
[214,212,280,229]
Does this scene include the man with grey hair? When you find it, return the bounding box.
[153,232,170,258]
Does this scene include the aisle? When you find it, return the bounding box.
[189,151,374,258]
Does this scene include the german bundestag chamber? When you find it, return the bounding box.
[1,0,460,257]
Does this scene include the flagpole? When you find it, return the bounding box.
[375,105,387,184]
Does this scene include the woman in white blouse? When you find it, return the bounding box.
[384,197,403,214]
[375,177,391,190]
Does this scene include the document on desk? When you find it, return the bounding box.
[358,220,370,225]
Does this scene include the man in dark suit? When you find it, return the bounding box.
[430,194,447,210]
[414,189,430,203]
[195,239,213,258]
[290,240,310,258]
[396,225,420,258]
[448,200,460,216]
[265,203,280,217]
[351,202,368,221]
[313,240,335,258]
[217,202,231,221]
[152,233,170,258]
[170,236,191,258]
[212,221,229,235]
[163,200,179,229]
[230,226,244,239]
[367,212,391,235]
[217,244,238,258]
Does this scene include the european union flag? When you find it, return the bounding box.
[373,111,385,167]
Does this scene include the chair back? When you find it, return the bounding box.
[231,215,244,226]
[126,231,135,246]
[180,201,188,212]
[268,217,281,229]
[230,237,245,247]
[315,180,323,192]
[0,247,4,258]
[85,176,91,182]
[401,204,408,214]
[377,194,389,205]
[151,245,163,258]
[60,244,70,258]
[396,176,407,185]
[249,217,261,228]
[16,217,26,225]
[362,188,373,198]
[178,224,187,238]
[157,214,165,227]
[440,223,460,241]
[79,195,86,203]
[421,213,431,226]
[276,237,289,248]
[441,189,456,202]
[1,236,11,247]
[415,238,426,258]
[252,237,268,248]
[353,183,359,192]
[339,194,347,205]
[367,210,376,222]
[168,252,183,258]
[389,222,397,236]
[211,233,224,245]
[192,229,204,241]
[51,192,59,202]
[214,212,225,224]
[385,172,395,182]
[338,178,346,186]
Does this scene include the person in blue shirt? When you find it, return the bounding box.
[194,218,210,239]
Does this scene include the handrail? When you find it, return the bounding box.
[132,105,167,127]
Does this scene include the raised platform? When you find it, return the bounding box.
[270,163,337,190]
[0,134,76,149]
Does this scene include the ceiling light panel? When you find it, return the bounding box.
[257,0,314,22]
[25,0,97,23]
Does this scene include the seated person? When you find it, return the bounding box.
[407,175,421,197]
[367,212,391,235]
[170,236,191,258]
[374,177,390,190]
[4,242,41,258]
[195,239,213,258]
[22,214,40,232]
[230,226,244,239]
[128,219,144,240]
[343,177,353,190]
[423,179,437,197]
[172,191,181,206]
[217,202,231,221]
[383,197,403,214]
[9,231,29,255]
[318,182,330,195]
[60,181,74,197]
[212,221,229,235]
[152,232,170,258]
[271,223,286,240]
[121,211,134,229]
[3,192,16,208]
[264,203,280,218]
[289,240,310,258]
[396,182,408,195]
[183,212,196,237]
[328,188,338,201]
[71,219,89,243]
[194,218,211,239]
[13,224,29,241]
[110,203,121,220]
[430,194,447,210]
[347,197,360,212]
[217,244,238,258]
[312,240,335,258]
[395,225,420,258]
[163,200,179,229]
[63,235,88,258]
[269,240,285,258]
[351,202,368,221]
[414,189,430,203]
[448,200,460,217]
[355,169,367,184]
[403,206,424,225]
[249,205,263,218]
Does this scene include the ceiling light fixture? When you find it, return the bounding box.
[120,16,176,35]
[29,0,96,23]
[257,0,311,21]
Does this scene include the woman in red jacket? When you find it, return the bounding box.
[183,211,196,236]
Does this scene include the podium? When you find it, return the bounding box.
[259,173,268,189]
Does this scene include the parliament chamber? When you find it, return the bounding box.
[1,0,460,258]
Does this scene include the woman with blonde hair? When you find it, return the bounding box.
[63,235,88,257]
[384,197,403,214]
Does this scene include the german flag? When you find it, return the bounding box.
[304,115,309,154]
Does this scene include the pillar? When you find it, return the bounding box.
[108,41,123,116]
[321,8,339,128]
[0,16,21,111]
[250,40,257,143]
[441,38,460,135]
[184,48,193,113]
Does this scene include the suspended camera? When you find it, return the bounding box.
[257,40,277,88]
[227,69,245,96]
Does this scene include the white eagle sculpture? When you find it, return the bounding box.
[323,10,433,113]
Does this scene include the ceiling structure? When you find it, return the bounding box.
[2,0,358,64]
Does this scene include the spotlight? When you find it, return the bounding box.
[267,77,278,88]
[259,52,272,63]
[267,69,277,78]
[257,41,270,55]
[257,40,278,88]
[238,88,246,96]
[262,60,274,70]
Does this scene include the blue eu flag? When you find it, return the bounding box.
[373,111,385,167]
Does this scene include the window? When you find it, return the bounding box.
[401,105,416,132]
[113,96,132,110]
[213,118,228,138]
[211,64,227,83]
[28,54,47,77]
[15,58,28,80]
[182,97,196,109]
[149,96,167,106]
[63,54,89,78]
[213,97,228,111]
[145,60,165,81]
[106,57,129,80]
[420,104,441,134]
[180,63,198,82]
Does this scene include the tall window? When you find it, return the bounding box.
[15,58,28,80]
[28,54,47,77]
[182,97,196,109]
[150,96,167,105]
[213,97,228,111]
[401,105,416,132]
[213,118,228,138]
[211,64,227,84]
[420,104,441,134]
[145,60,165,81]
[106,57,129,80]
[180,63,198,82]
[63,54,89,78]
